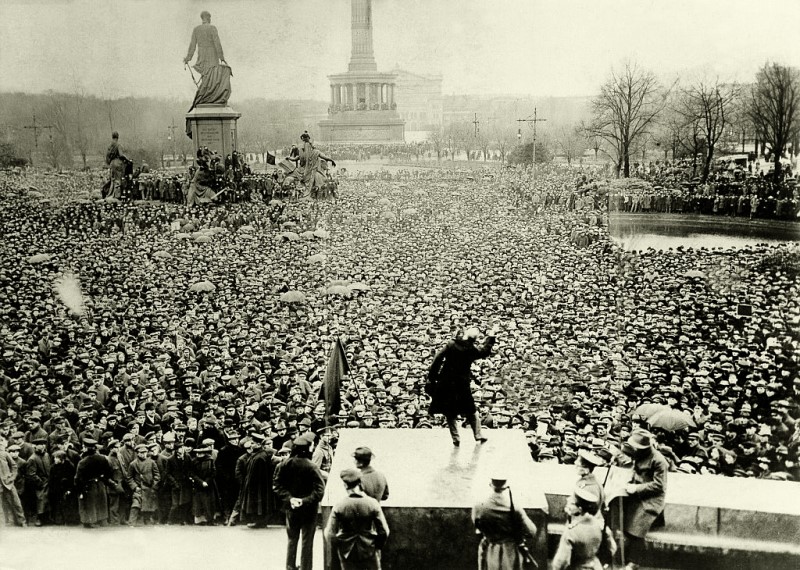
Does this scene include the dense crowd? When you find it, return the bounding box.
[609,158,799,220]
[0,162,798,527]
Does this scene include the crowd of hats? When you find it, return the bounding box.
[605,160,798,220]
[0,164,798,482]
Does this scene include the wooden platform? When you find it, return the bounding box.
[321,428,548,570]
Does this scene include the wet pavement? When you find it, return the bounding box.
[0,524,323,570]
[609,213,800,250]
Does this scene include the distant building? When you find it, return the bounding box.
[392,67,443,142]
[318,0,404,144]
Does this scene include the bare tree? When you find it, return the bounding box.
[588,61,668,177]
[41,92,72,168]
[428,127,445,161]
[674,77,739,181]
[748,62,800,183]
[491,123,516,165]
[554,124,586,165]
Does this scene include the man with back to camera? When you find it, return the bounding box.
[428,324,499,446]
[325,468,390,570]
[273,433,325,570]
[352,446,388,502]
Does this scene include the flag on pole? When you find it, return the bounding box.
[266,152,276,165]
[319,336,349,422]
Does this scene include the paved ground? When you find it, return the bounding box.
[0,525,323,570]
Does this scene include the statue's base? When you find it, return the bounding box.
[185,104,241,160]
[318,110,405,144]
[321,428,549,570]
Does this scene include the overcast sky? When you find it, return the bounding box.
[2,0,799,101]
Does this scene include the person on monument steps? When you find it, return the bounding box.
[428,324,500,446]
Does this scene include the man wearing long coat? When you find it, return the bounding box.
[241,434,275,527]
[214,433,243,523]
[25,439,51,526]
[74,439,113,527]
[615,429,668,568]
[127,444,160,525]
[189,447,219,525]
[428,325,498,446]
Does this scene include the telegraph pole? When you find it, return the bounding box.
[517,107,547,180]
[23,113,53,166]
[472,113,480,137]
[167,118,179,167]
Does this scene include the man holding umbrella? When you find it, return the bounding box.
[428,324,499,446]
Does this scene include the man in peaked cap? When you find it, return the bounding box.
[273,428,325,570]
[472,468,537,570]
[352,446,389,502]
[571,449,606,522]
[324,468,390,570]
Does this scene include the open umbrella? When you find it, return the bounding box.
[281,221,298,229]
[365,192,378,198]
[325,285,352,297]
[239,225,255,232]
[646,408,696,431]
[313,229,330,239]
[633,403,669,419]
[307,253,327,264]
[348,282,371,292]
[194,235,212,243]
[189,280,216,293]
[176,233,192,240]
[380,211,395,220]
[683,269,706,279]
[280,290,306,303]
[279,232,300,241]
[269,199,282,206]
[401,208,418,216]
[153,250,173,259]
[300,231,316,240]
[378,197,391,205]
[27,253,54,264]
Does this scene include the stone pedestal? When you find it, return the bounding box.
[319,110,405,144]
[321,428,549,570]
[185,104,241,159]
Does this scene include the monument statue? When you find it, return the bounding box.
[184,10,232,127]
[184,11,227,76]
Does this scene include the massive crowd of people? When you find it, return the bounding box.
[608,158,799,220]
[0,161,798,528]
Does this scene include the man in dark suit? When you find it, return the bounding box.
[428,324,499,446]
[273,434,325,570]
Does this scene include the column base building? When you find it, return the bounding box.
[318,0,405,144]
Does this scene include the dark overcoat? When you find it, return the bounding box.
[429,335,495,417]
[241,448,275,518]
[75,450,113,524]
